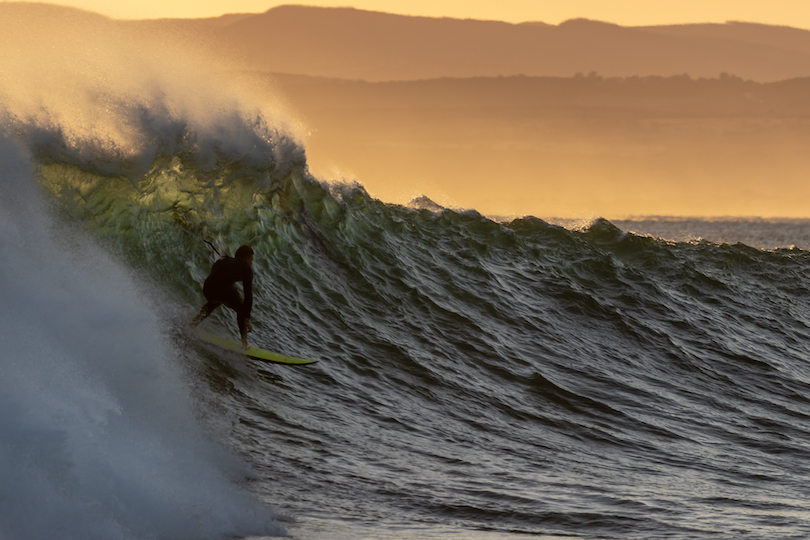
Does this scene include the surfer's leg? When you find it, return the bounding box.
[218,286,243,312]
[220,288,247,332]
[191,280,232,327]
[190,301,220,327]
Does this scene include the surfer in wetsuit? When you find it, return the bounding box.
[191,244,255,349]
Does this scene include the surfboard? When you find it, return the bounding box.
[197,331,318,365]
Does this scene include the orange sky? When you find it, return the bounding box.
[7,0,810,218]
[14,0,810,29]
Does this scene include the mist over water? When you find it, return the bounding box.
[0,3,304,177]
[0,133,287,539]
[0,5,299,539]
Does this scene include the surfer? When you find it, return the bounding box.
[191,244,255,349]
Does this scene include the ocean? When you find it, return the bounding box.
[4,6,810,540]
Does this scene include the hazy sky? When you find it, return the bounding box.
[17,0,810,29]
[8,0,810,217]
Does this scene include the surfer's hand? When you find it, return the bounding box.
[246,320,253,333]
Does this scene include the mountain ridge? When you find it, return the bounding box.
[176,5,810,82]
[8,3,810,82]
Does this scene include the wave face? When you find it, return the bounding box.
[5,5,810,540]
[22,146,810,540]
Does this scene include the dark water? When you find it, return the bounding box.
[4,137,809,539]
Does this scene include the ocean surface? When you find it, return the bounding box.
[4,6,810,540]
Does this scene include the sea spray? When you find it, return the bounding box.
[0,131,284,540]
[0,3,305,179]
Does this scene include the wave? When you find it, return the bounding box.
[11,107,810,538]
[27,129,810,534]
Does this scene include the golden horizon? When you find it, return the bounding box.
[10,0,810,31]
[5,1,810,219]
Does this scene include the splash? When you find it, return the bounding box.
[0,3,305,176]
[0,4,306,538]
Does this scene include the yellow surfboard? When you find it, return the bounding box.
[197,331,318,365]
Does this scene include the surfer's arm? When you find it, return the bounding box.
[238,317,252,349]
[242,266,253,319]
[237,313,252,345]
[239,265,254,347]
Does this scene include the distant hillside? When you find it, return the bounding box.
[238,72,810,217]
[260,72,810,116]
[134,5,810,82]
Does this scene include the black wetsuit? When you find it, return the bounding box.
[199,256,254,338]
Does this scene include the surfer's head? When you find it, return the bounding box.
[235,244,254,265]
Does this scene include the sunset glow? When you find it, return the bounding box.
[12,0,810,29]
[5,0,810,218]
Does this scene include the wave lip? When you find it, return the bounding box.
[0,2,305,183]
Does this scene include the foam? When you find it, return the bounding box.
[0,135,284,538]
[0,3,305,178]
